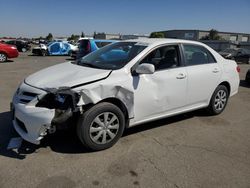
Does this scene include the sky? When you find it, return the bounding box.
[1,0,250,38]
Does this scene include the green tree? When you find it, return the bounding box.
[200,29,222,40]
[46,33,53,41]
[67,34,80,42]
[149,32,165,38]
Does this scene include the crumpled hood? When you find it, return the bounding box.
[25,62,111,88]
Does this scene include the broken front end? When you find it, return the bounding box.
[11,81,80,144]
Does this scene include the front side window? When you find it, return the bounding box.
[183,44,216,66]
[50,43,60,53]
[78,42,147,70]
[140,45,180,71]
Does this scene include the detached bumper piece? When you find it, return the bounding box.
[13,102,55,145]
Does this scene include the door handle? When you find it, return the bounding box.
[176,73,186,79]
[212,68,220,73]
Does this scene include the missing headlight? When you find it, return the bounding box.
[36,87,80,111]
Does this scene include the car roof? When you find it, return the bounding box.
[92,39,118,42]
[125,38,206,46]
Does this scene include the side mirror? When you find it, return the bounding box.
[135,63,155,74]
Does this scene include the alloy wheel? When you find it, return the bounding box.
[0,53,7,62]
[214,90,227,111]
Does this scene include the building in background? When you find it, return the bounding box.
[94,33,121,40]
[158,30,250,42]
[154,29,250,51]
[94,33,149,40]
[121,34,149,40]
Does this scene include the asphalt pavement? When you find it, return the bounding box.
[0,52,250,188]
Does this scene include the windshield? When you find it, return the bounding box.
[78,42,147,70]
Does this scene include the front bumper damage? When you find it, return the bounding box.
[12,82,80,144]
[12,80,135,145]
[12,102,55,144]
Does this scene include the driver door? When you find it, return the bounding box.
[133,45,188,123]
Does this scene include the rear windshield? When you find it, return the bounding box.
[78,42,147,70]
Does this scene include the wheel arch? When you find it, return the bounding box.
[218,81,231,95]
[0,51,8,58]
[208,81,231,106]
[98,97,129,128]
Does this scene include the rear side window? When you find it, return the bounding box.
[6,41,15,45]
[183,44,216,66]
[95,42,112,48]
[79,40,90,52]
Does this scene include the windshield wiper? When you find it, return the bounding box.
[80,61,101,69]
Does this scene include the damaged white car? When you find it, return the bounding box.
[11,39,240,151]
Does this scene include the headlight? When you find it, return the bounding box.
[16,87,20,95]
[11,46,17,50]
[36,88,79,111]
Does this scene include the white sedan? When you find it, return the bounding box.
[11,39,240,151]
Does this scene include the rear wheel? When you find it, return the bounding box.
[77,102,125,151]
[41,50,47,56]
[21,47,27,52]
[0,53,7,62]
[207,85,229,115]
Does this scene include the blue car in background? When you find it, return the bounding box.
[72,39,118,59]
[32,41,77,56]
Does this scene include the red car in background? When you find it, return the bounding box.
[0,42,19,62]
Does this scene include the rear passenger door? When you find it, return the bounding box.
[182,44,222,107]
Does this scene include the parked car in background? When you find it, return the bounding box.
[0,42,19,62]
[32,41,77,56]
[219,48,250,64]
[5,40,31,52]
[71,39,117,60]
[246,69,250,84]
[11,39,240,151]
[32,44,48,56]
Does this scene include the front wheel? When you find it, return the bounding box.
[0,53,7,62]
[77,102,125,151]
[207,85,229,115]
[68,50,72,56]
[41,50,47,56]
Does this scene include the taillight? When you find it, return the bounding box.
[236,65,240,73]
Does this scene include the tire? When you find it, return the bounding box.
[77,102,125,151]
[41,50,47,56]
[68,50,72,56]
[0,53,7,62]
[246,72,250,84]
[207,85,229,115]
[21,48,27,52]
